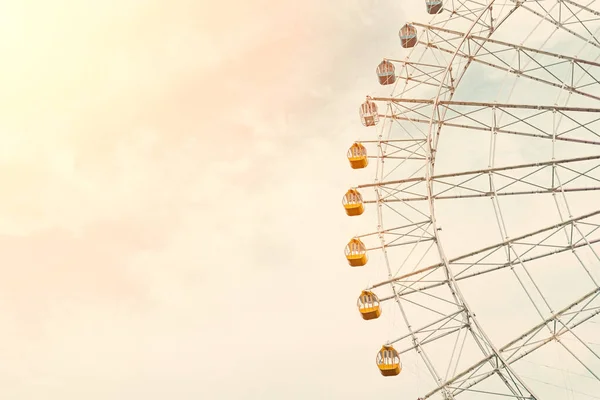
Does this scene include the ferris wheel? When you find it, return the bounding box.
[343,0,600,399]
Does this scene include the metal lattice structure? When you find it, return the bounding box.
[344,0,600,398]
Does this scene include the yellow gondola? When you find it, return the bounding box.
[347,143,368,169]
[357,290,381,320]
[376,345,402,376]
[342,189,364,216]
[345,238,368,267]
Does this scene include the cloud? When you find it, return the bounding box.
[3,0,599,398]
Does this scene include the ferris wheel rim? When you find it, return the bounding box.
[371,0,600,397]
[477,7,600,398]
[412,1,545,397]
[350,0,600,397]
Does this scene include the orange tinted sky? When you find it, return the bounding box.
[4,1,599,399]
[0,1,416,398]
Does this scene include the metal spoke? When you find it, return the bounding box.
[346,0,600,398]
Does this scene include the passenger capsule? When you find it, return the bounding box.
[426,0,443,14]
[359,99,379,127]
[357,290,381,320]
[376,60,396,86]
[347,142,368,169]
[399,24,417,49]
[345,238,368,267]
[376,345,401,377]
[342,189,364,216]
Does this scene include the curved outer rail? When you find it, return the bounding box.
[418,0,541,398]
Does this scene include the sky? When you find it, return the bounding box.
[0,1,417,398]
[1,1,599,399]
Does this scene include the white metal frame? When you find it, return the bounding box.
[347,0,600,398]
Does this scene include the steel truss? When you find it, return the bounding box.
[346,0,600,398]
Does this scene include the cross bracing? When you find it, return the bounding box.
[346,0,600,398]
